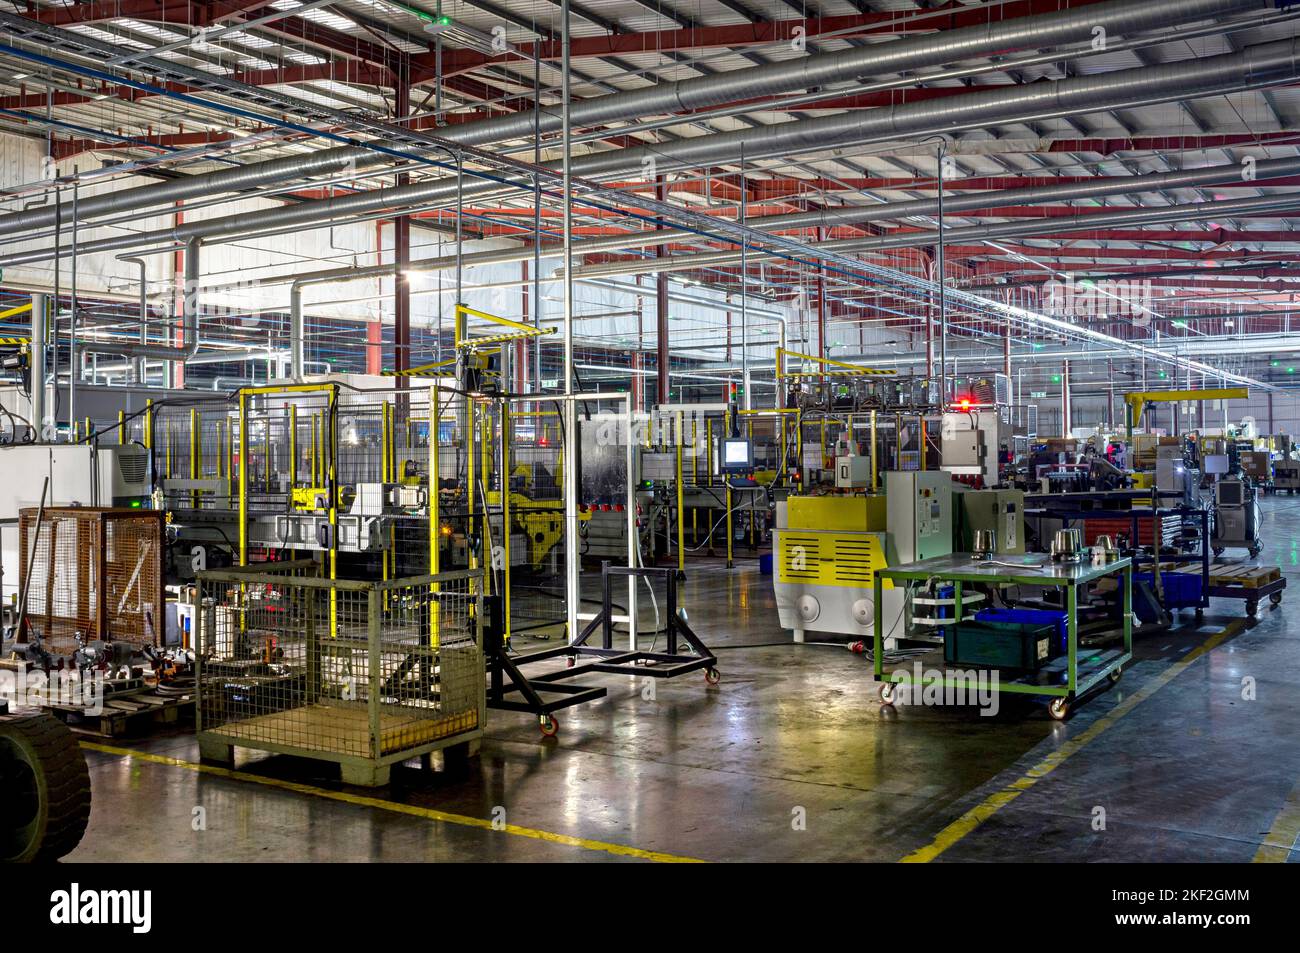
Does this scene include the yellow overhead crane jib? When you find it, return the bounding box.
[1124,387,1249,437]
[384,304,552,378]
[775,347,897,380]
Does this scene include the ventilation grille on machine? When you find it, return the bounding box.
[833,538,879,584]
[780,536,821,581]
[117,451,148,484]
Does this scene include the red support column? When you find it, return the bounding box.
[366,321,383,375]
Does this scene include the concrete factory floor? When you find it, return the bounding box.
[67,498,1300,863]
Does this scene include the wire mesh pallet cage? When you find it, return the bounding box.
[17,506,165,657]
[194,561,484,786]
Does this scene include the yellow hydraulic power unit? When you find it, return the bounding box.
[773,472,956,645]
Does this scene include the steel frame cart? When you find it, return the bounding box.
[490,563,718,736]
[873,553,1132,720]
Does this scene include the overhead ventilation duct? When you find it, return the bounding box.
[0,0,1265,245]
[3,33,1297,270]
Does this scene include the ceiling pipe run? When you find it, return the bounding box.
[0,0,1265,252]
[440,0,1266,148]
[0,148,390,239]
[567,193,1300,280]
[258,152,1300,294]
[5,33,1296,272]
[74,238,202,363]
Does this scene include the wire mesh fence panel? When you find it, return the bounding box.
[17,507,164,655]
[196,565,482,773]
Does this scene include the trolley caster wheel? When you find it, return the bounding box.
[1249,546,1262,559]
[1270,592,1283,607]
[1213,547,1225,558]
[1195,608,1205,620]
[565,656,575,668]
[539,715,559,738]
[704,668,721,686]
[1247,602,1259,619]
[1107,667,1123,686]
[1048,698,1071,721]
[879,682,898,706]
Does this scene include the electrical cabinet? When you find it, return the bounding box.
[885,470,954,564]
[958,488,1025,555]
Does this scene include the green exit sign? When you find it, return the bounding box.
[1030,390,1047,398]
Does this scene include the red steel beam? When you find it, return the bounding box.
[36,0,279,27]
[424,0,1112,78]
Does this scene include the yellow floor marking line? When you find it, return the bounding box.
[80,741,705,864]
[1254,776,1300,863]
[901,621,1244,863]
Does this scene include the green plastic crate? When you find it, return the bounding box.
[944,621,1058,671]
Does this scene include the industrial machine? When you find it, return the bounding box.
[0,701,92,862]
[1273,459,1300,493]
[1211,475,1262,558]
[773,471,954,645]
[833,436,871,489]
[942,376,1014,487]
[957,487,1026,555]
[1155,443,1200,507]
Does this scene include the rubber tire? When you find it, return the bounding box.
[0,714,92,863]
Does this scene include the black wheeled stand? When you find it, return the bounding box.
[484,595,608,738]
[487,563,719,737]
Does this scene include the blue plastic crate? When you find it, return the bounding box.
[975,607,1068,655]
[1135,571,1202,609]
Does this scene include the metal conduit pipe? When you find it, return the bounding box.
[0,148,387,239]
[441,0,1264,146]
[76,238,202,361]
[117,255,150,383]
[6,34,1297,271]
[261,151,1300,305]
[29,292,46,439]
[0,0,1263,248]
[566,192,1300,280]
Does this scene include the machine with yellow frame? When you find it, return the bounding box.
[773,471,958,646]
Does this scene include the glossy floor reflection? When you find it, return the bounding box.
[66,497,1300,862]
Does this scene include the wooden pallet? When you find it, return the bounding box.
[1207,566,1281,589]
[33,688,195,738]
[1158,562,1282,588]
